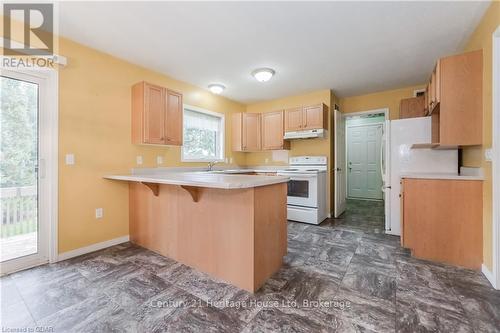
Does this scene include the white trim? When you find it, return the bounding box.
[57,236,130,262]
[181,104,225,163]
[0,68,58,275]
[491,25,500,290]
[482,264,496,288]
[343,107,390,120]
[413,88,426,97]
[342,107,389,202]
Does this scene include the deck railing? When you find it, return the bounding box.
[0,186,37,238]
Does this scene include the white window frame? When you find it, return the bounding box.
[181,104,225,163]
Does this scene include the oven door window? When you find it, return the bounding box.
[288,180,310,198]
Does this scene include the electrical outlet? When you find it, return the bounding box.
[95,208,103,219]
[265,158,269,164]
[65,154,75,165]
[485,148,493,162]
[156,156,164,165]
[229,157,233,164]
[136,156,143,165]
[225,158,228,163]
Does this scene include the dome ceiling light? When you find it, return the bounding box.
[251,68,275,82]
[208,83,225,94]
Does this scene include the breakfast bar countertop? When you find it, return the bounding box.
[401,172,484,181]
[103,172,289,189]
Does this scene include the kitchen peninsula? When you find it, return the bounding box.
[104,171,289,292]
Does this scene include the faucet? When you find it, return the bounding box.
[207,161,218,171]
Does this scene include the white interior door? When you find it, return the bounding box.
[334,110,346,217]
[347,123,383,200]
[0,71,51,274]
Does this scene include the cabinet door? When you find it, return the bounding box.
[165,89,183,145]
[232,113,243,151]
[284,107,303,131]
[399,98,410,119]
[400,97,425,119]
[242,113,261,151]
[144,83,166,144]
[434,60,441,105]
[262,111,289,150]
[303,104,326,130]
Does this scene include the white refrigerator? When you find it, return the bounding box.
[383,117,458,235]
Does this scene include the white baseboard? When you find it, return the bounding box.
[481,263,497,289]
[57,235,130,262]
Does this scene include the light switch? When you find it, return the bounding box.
[65,154,75,165]
[265,158,269,164]
[229,157,233,164]
[95,208,103,219]
[136,156,143,165]
[485,148,493,162]
[156,156,164,165]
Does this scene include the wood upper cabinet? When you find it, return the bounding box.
[428,50,482,146]
[232,113,261,151]
[303,104,327,130]
[261,111,290,150]
[284,107,303,131]
[399,96,425,119]
[284,103,327,132]
[243,113,261,151]
[132,81,183,146]
[401,178,482,269]
[165,89,183,145]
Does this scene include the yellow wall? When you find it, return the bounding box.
[57,37,246,252]
[462,1,500,270]
[244,90,335,213]
[339,84,425,119]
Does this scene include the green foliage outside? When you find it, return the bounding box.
[0,76,38,238]
[183,127,218,160]
[1,76,38,187]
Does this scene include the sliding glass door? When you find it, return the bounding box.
[1,71,49,273]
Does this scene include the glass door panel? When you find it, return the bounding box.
[0,75,39,262]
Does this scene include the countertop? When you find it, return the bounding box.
[401,173,484,181]
[103,172,290,189]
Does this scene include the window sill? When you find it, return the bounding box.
[181,158,225,163]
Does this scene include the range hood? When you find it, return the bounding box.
[284,129,325,140]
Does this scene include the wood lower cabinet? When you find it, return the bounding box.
[132,81,183,146]
[399,96,425,119]
[232,113,261,151]
[284,104,327,132]
[427,50,482,146]
[261,111,290,150]
[401,178,483,269]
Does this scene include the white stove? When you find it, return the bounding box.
[277,156,328,225]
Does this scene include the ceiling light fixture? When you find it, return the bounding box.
[252,68,275,82]
[208,83,225,94]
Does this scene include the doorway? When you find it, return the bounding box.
[345,113,386,201]
[0,70,58,275]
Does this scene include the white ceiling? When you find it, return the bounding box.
[59,1,490,103]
